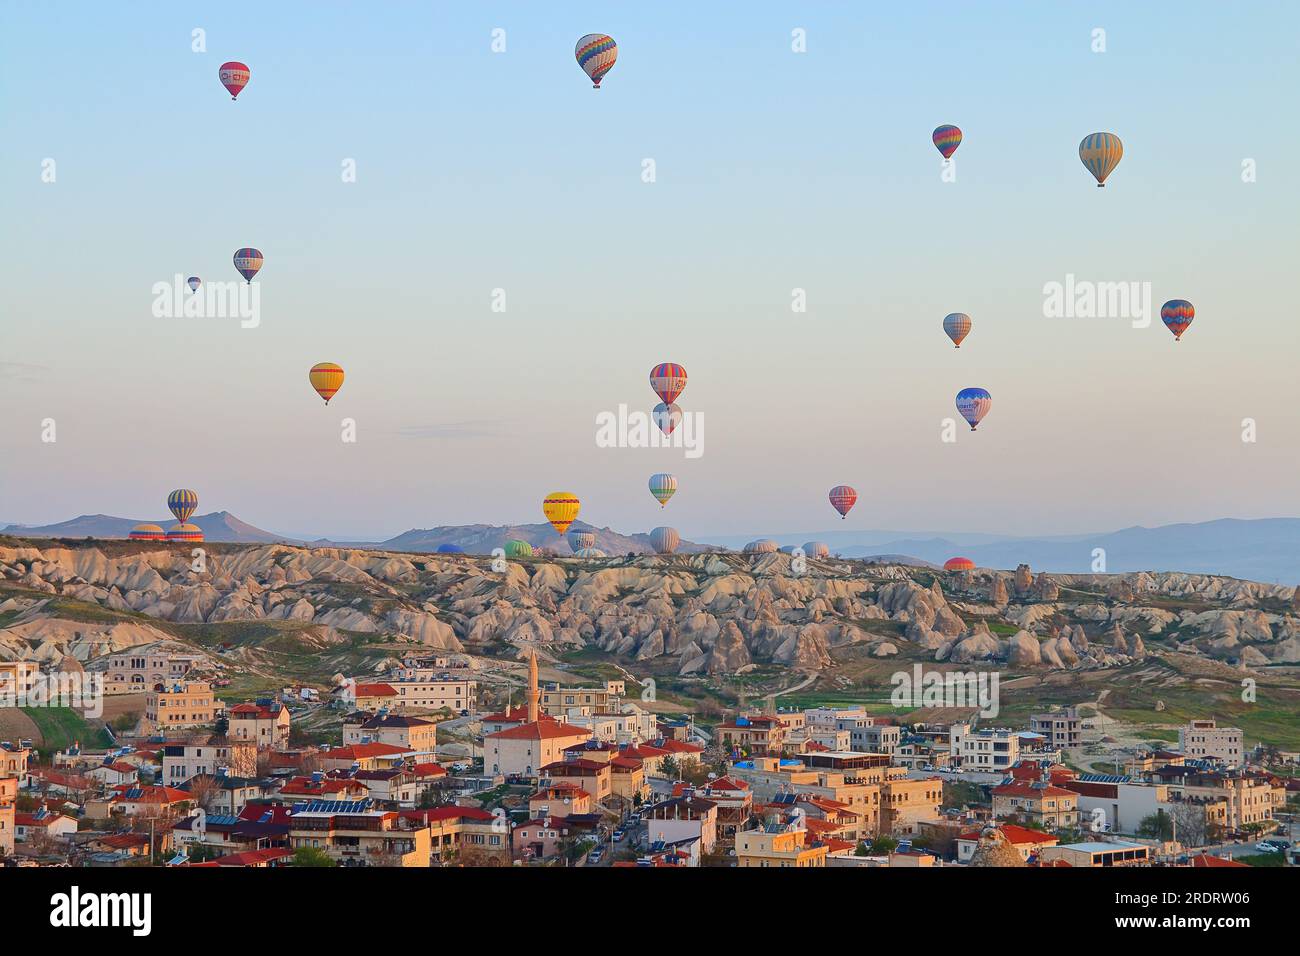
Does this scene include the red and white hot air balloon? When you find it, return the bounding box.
[219,61,250,100]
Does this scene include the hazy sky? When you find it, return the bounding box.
[2,1,1298,540]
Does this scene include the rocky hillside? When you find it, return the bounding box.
[2,539,1299,682]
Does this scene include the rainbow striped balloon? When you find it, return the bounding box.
[233,247,264,283]
[649,363,687,405]
[166,523,204,543]
[1161,299,1194,341]
[575,34,618,88]
[648,473,678,508]
[932,125,962,160]
[1079,132,1123,186]
[650,526,680,555]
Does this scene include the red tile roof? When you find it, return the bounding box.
[354,683,398,698]
[110,785,192,804]
[488,720,590,741]
[1190,852,1249,868]
[991,781,1077,799]
[202,848,294,867]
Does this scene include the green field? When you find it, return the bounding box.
[21,707,113,753]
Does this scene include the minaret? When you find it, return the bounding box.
[527,646,540,723]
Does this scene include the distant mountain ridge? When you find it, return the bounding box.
[2,512,294,544]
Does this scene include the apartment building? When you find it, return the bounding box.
[0,661,40,701]
[101,646,203,694]
[287,800,432,866]
[0,775,16,857]
[228,700,291,749]
[1030,707,1083,750]
[736,818,829,868]
[991,779,1079,830]
[960,729,1021,773]
[162,739,257,784]
[145,681,217,731]
[539,680,624,718]
[384,669,476,714]
[1179,719,1244,766]
[342,713,438,754]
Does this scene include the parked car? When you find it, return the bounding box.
[627,813,641,825]
[613,829,626,842]
[1254,840,1284,853]
[588,848,603,864]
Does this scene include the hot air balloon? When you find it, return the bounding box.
[1161,300,1194,341]
[956,387,992,431]
[653,402,683,436]
[129,523,166,542]
[1079,132,1123,187]
[649,363,687,405]
[166,523,204,543]
[575,34,617,89]
[218,61,250,100]
[828,485,857,520]
[187,277,201,294]
[744,539,778,555]
[167,489,199,524]
[542,491,581,535]
[309,363,345,404]
[436,543,465,554]
[933,125,962,161]
[233,248,263,283]
[568,530,596,552]
[575,547,607,559]
[648,473,677,508]
[943,313,972,348]
[803,541,830,559]
[650,526,680,555]
[944,556,975,572]
[505,539,533,559]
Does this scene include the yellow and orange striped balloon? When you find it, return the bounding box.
[542,491,581,535]
[309,362,345,404]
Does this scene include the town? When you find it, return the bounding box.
[2,649,1294,869]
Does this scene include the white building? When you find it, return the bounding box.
[1179,719,1243,766]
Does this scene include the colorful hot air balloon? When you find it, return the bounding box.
[956,387,992,431]
[233,248,263,283]
[187,277,201,294]
[648,473,677,508]
[575,34,617,89]
[575,547,606,559]
[649,363,687,405]
[932,125,962,161]
[436,543,465,554]
[167,489,199,524]
[744,539,778,554]
[129,523,166,542]
[166,523,204,543]
[944,556,976,572]
[943,313,972,348]
[803,541,830,559]
[1079,132,1123,187]
[1161,300,1194,341]
[542,491,581,535]
[505,539,533,559]
[828,485,857,520]
[567,530,596,552]
[309,363,345,405]
[650,526,680,555]
[218,61,250,100]
[653,402,683,436]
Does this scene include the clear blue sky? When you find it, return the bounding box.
[2,1,1298,540]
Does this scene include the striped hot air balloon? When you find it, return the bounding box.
[744,539,778,554]
[187,277,201,293]
[649,363,687,405]
[129,524,166,541]
[233,248,263,283]
[567,530,596,552]
[932,124,962,161]
[542,491,581,535]
[828,485,857,519]
[218,61,250,100]
[648,473,677,508]
[1161,300,1194,341]
[505,539,533,559]
[956,387,992,431]
[575,547,607,559]
[309,363,345,404]
[803,541,830,559]
[167,489,199,524]
[649,526,680,555]
[1079,132,1123,186]
[653,402,683,436]
[944,557,976,572]
[575,34,617,89]
[943,313,972,348]
[166,523,204,543]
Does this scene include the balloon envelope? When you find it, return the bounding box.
[129,524,166,541]
[803,541,830,559]
[567,530,596,552]
[828,485,857,519]
[219,61,250,100]
[575,547,606,559]
[542,491,581,535]
[744,539,778,554]
[653,402,683,436]
[435,543,464,554]
[1079,132,1123,186]
[1161,299,1194,341]
[233,248,263,283]
[932,125,962,160]
[648,473,677,507]
[575,34,617,88]
[166,523,204,543]
[167,489,198,524]
[649,363,687,405]
[956,387,992,431]
[505,539,533,559]
[943,313,972,348]
[187,277,201,293]
[309,363,345,404]
[944,556,976,571]
[650,526,680,554]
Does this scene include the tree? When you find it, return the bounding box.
[291,846,337,867]
[1137,810,1173,841]
[868,835,899,855]
[660,755,679,780]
